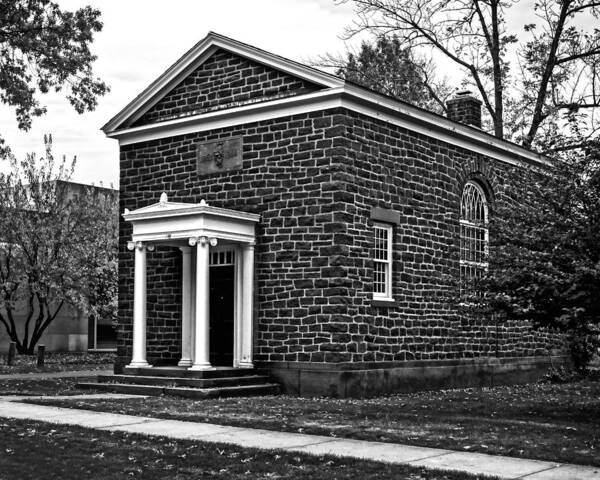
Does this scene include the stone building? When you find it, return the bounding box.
[102,32,564,397]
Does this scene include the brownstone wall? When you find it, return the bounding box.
[132,49,322,127]
[116,44,563,371]
[117,109,349,369]
[327,108,562,363]
[117,106,562,371]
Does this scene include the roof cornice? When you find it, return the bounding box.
[340,85,551,167]
[106,86,551,168]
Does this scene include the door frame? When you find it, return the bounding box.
[209,244,242,367]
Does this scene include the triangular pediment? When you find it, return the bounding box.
[122,194,260,225]
[103,32,342,133]
[125,200,194,216]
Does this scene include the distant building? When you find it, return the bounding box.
[0,180,118,352]
[103,33,565,396]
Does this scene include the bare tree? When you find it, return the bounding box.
[340,0,600,148]
[316,34,452,113]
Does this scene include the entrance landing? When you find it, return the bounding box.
[78,366,279,399]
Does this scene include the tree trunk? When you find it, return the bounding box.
[490,0,504,139]
[1,299,65,355]
[522,0,571,148]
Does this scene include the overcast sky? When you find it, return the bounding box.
[0,0,360,187]
[2,0,575,188]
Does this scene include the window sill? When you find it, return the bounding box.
[372,298,397,308]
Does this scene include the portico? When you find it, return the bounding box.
[123,193,259,371]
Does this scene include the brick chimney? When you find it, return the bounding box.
[446,90,482,128]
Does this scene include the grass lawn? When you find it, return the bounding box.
[27,379,600,467]
[0,418,496,480]
[0,377,86,396]
[0,352,114,375]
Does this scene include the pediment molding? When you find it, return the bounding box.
[124,194,260,245]
[102,32,342,134]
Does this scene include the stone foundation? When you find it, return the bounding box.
[262,356,570,398]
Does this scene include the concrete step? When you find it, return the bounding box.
[77,382,164,396]
[98,374,271,388]
[77,381,280,399]
[165,383,280,399]
[122,366,260,379]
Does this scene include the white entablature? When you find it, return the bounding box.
[123,194,260,244]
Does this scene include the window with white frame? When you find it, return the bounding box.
[210,249,235,266]
[373,222,393,299]
[460,181,489,281]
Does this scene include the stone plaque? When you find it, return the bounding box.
[197,137,243,175]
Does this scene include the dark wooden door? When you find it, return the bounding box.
[209,265,235,366]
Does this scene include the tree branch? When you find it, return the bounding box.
[523,0,573,147]
[555,48,600,65]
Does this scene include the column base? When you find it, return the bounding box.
[188,363,215,371]
[127,361,152,368]
[237,361,254,369]
[177,359,193,367]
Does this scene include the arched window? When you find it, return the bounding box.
[460,181,489,281]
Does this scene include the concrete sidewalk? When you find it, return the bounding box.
[0,369,112,380]
[0,397,597,479]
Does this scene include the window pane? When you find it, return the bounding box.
[373,223,392,297]
[460,182,489,283]
[374,226,388,261]
[373,261,387,294]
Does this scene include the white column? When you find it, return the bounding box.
[239,243,255,368]
[233,246,243,367]
[127,241,151,368]
[190,248,196,364]
[178,246,193,367]
[189,236,213,370]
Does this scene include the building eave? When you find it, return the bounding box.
[123,201,261,223]
[340,85,552,167]
[106,86,552,168]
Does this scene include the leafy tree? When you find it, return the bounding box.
[0,0,108,155]
[464,134,600,369]
[340,0,600,148]
[321,34,451,113]
[0,136,117,354]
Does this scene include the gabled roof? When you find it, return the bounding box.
[103,32,551,168]
[102,31,343,133]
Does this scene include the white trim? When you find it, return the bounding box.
[108,86,551,168]
[108,88,342,145]
[123,202,261,223]
[373,222,393,301]
[341,90,552,167]
[125,198,259,247]
[131,230,256,245]
[460,181,490,277]
[102,31,341,133]
[234,244,243,368]
[239,243,255,368]
[210,246,236,266]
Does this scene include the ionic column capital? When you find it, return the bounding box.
[179,246,192,254]
[127,241,154,252]
[188,236,218,247]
